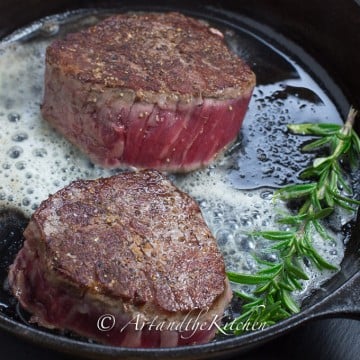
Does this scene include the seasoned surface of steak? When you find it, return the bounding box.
[41,12,255,171]
[9,170,232,347]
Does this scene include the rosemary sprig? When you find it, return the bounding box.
[224,108,360,334]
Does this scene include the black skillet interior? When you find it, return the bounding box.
[0,0,359,359]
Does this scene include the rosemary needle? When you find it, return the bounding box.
[224,107,360,335]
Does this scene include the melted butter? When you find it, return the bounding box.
[0,39,122,213]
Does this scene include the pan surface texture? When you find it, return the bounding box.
[0,1,359,359]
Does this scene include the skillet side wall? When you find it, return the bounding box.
[0,0,359,306]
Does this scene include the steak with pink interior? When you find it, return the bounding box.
[41,12,255,172]
[8,170,232,347]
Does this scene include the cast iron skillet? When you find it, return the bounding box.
[0,0,359,359]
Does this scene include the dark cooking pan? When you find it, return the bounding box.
[0,0,359,359]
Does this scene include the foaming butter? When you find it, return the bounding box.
[172,169,346,299]
[0,40,121,214]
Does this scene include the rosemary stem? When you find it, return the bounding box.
[344,107,358,131]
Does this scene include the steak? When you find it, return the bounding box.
[41,12,256,172]
[8,170,232,347]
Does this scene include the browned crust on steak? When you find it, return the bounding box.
[25,170,226,315]
[45,12,255,102]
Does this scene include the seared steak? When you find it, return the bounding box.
[8,170,231,347]
[41,12,255,172]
